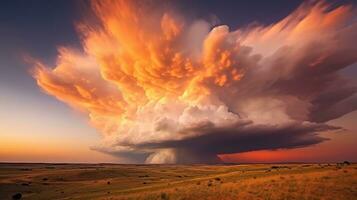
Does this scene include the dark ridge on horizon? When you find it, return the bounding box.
[0,161,355,165]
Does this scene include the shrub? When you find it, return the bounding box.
[343,161,351,165]
[12,193,22,200]
[161,192,169,200]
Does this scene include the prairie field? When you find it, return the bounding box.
[0,163,356,200]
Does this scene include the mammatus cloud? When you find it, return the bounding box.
[31,0,357,163]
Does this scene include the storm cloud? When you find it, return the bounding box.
[31,0,357,163]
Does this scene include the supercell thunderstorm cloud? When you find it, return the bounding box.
[31,0,357,163]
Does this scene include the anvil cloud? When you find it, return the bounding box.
[32,0,357,163]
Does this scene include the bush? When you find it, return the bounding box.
[12,193,22,200]
[343,161,351,165]
[161,192,169,200]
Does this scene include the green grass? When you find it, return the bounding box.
[0,163,356,199]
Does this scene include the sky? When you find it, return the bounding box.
[0,0,356,164]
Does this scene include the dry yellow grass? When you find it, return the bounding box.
[0,163,356,199]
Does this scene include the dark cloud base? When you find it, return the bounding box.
[116,122,337,164]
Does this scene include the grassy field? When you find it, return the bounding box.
[0,163,356,200]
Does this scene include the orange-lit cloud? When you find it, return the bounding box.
[31,0,357,163]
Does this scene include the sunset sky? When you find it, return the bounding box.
[1,0,356,164]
